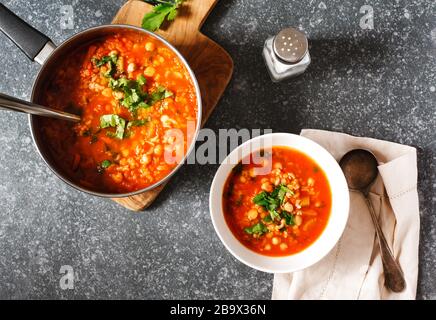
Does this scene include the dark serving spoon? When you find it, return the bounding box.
[339,149,406,293]
[0,92,81,122]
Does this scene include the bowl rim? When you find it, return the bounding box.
[209,132,350,273]
[29,24,202,198]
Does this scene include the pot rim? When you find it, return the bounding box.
[29,24,202,198]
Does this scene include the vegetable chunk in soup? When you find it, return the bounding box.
[39,31,197,193]
[222,147,332,257]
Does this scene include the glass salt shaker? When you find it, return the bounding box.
[263,27,311,82]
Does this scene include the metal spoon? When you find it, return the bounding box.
[339,149,406,293]
[0,92,80,122]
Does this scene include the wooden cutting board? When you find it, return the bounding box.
[111,0,233,210]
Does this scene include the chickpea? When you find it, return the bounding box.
[261,182,273,192]
[127,62,137,73]
[247,209,258,220]
[121,149,130,157]
[127,157,136,168]
[307,177,315,187]
[110,172,123,183]
[144,66,156,77]
[283,202,293,213]
[140,154,151,165]
[173,71,183,79]
[272,237,280,245]
[175,96,187,104]
[274,162,283,169]
[295,215,303,226]
[145,42,155,51]
[273,177,280,186]
[257,206,266,214]
[249,168,257,178]
[264,244,271,251]
[280,243,288,251]
[240,176,247,183]
[102,88,112,97]
[113,91,124,100]
[153,144,163,156]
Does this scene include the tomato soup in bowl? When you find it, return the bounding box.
[209,133,349,273]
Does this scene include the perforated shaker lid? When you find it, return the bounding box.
[273,28,308,64]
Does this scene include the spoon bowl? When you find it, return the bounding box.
[339,149,378,193]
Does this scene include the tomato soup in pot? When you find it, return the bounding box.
[39,30,198,194]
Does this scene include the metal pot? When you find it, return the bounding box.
[0,3,202,198]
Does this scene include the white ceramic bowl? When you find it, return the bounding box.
[209,133,350,273]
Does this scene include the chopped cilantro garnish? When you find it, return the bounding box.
[137,74,147,86]
[100,114,126,139]
[244,222,268,236]
[252,184,295,222]
[282,211,295,226]
[101,160,112,169]
[150,85,173,104]
[92,53,172,116]
[92,52,118,77]
[107,76,167,115]
[126,118,150,130]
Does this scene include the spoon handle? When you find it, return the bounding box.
[0,93,81,122]
[364,196,406,292]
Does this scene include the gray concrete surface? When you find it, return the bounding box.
[0,0,434,299]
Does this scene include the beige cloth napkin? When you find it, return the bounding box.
[272,129,420,300]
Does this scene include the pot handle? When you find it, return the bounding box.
[0,3,53,62]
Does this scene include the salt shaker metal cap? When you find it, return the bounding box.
[263,27,311,82]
